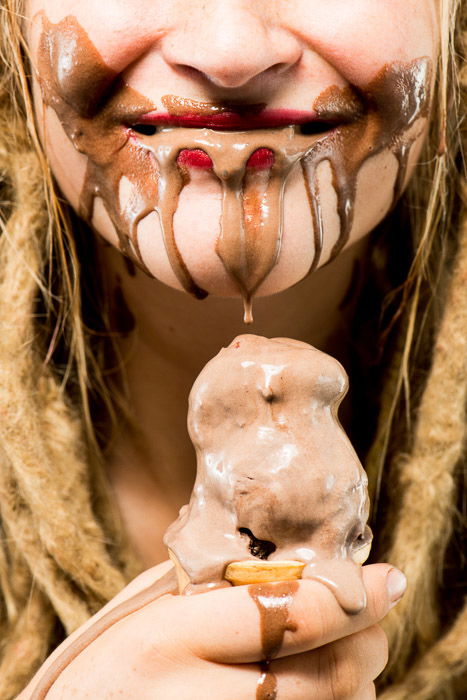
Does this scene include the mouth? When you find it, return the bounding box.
[129,109,342,135]
[125,99,352,171]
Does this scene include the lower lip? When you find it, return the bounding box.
[177,147,275,171]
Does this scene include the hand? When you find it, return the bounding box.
[21,561,405,699]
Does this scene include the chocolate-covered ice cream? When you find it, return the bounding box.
[31,334,373,699]
[165,334,372,614]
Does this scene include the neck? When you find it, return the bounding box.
[97,238,367,564]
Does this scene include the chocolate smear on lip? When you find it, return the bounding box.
[161,94,266,117]
[37,13,432,322]
[249,581,298,700]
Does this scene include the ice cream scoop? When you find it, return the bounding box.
[165,334,372,614]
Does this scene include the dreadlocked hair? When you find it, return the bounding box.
[0,0,465,698]
[0,2,140,697]
[366,0,467,697]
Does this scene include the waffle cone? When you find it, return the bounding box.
[224,559,305,586]
[168,550,305,592]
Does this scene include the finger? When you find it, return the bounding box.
[349,684,377,700]
[150,563,405,663]
[23,561,175,699]
[272,624,387,699]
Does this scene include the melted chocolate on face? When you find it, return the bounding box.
[37,14,431,323]
[249,581,298,700]
[161,94,266,117]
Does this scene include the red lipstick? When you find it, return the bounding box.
[177,149,213,169]
[176,147,275,170]
[135,109,322,131]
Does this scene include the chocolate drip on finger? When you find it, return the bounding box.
[249,581,298,700]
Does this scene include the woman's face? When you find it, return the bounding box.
[25,0,438,318]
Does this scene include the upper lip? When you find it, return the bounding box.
[130,108,349,132]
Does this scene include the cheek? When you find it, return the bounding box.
[291,0,437,81]
[40,107,88,211]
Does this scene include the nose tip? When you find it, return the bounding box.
[161,9,302,89]
[190,57,292,91]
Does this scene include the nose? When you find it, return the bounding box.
[161,1,303,89]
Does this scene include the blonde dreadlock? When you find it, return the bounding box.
[0,2,139,697]
[367,1,467,696]
[0,0,465,699]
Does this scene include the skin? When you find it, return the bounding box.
[22,0,436,697]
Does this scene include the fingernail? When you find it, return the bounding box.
[386,568,407,604]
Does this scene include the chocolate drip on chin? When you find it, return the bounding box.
[38,14,164,278]
[301,160,324,274]
[37,12,321,320]
[308,60,432,262]
[138,126,325,322]
[37,13,432,323]
[151,142,208,299]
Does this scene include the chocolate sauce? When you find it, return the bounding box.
[308,61,432,260]
[303,559,367,615]
[249,581,298,700]
[37,14,159,279]
[256,663,278,700]
[165,335,372,600]
[161,94,266,117]
[36,14,432,322]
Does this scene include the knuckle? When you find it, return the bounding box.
[320,645,361,700]
[370,625,389,678]
[349,625,388,683]
[353,682,377,700]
